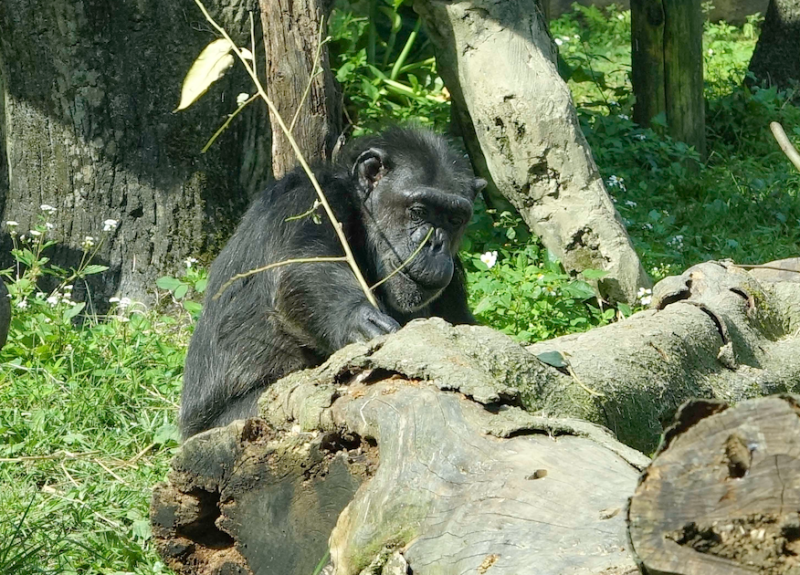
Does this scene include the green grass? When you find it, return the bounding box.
[3,3,800,573]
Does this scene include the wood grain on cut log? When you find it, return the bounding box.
[153,319,648,575]
[629,395,800,575]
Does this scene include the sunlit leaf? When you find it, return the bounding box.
[175,39,235,112]
[536,350,568,368]
[63,302,85,322]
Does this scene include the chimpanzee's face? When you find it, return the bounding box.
[354,146,485,312]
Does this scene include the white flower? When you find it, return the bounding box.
[642,223,653,231]
[29,230,42,237]
[35,292,46,299]
[708,48,714,56]
[480,251,498,269]
[606,175,626,191]
[45,223,55,230]
[64,285,73,291]
[109,297,120,303]
[236,92,250,106]
[555,38,563,46]
[114,297,132,309]
[185,257,198,269]
[19,234,25,241]
[103,219,118,232]
[637,287,653,306]
[617,13,624,20]
[667,234,684,248]
[6,221,18,227]
[82,236,95,248]
[40,204,56,213]
[618,114,630,121]
[16,300,28,309]
[46,295,60,307]
[625,200,637,208]
[633,134,646,141]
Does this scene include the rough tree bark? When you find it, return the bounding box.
[0,0,272,303]
[748,0,800,90]
[260,0,342,179]
[629,395,800,574]
[413,0,650,305]
[631,0,707,158]
[151,260,800,574]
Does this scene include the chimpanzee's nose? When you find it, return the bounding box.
[429,228,447,253]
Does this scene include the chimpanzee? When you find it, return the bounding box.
[179,127,486,438]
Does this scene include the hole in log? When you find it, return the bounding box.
[724,433,751,479]
[177,488,235,550]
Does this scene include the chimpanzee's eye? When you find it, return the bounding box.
[408,205,426,222]
[448,215,465,228]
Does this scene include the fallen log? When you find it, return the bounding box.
[152,320,648,575]
[151,260,800,574]
[628,395,800,575]
[527,260,800,452]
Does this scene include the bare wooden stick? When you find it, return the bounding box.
[770,121,800,173]
[214,256,348,300]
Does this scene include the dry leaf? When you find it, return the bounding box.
[175,38,235,112]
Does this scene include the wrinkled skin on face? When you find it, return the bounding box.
[351,139,485,313]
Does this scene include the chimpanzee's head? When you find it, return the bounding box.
[347,128,486,312]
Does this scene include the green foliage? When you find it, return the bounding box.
[329,0,450,133]
[156,259,208,319]
[0,218,186,574]
[551,5,798,281]
[462,207,625,342]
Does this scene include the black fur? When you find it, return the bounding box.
[179,128,485,438]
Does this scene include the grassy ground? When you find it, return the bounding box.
[2,4,799,573]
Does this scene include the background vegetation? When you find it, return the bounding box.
[1,3,798,573]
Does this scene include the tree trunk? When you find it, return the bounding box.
[413,0,651,305]
[629,395,800,575]
[749,0,800,90]
[151,259,800,574]
[632,0,706,158]
[0,0,272,303]
[260,0,342,179]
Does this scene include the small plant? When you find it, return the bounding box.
[156,258,209,319]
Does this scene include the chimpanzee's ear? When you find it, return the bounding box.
[469,178,488,200]
[353,148,389,196]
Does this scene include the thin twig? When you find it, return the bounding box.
[214,256,348,300]
[193,0,379,308]
[370,228,433,291]
[60,462,80,489]
[250,11,257,86]
[202,94,258,153]
[770,122,800,173]
[0,450,100,463]
[93,458,128,485]
[735,264,800,274]
[125,443,156,466]
[566,364,604,397]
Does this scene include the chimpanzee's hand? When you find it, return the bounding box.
[347,304,400,344]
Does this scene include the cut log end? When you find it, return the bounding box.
[628,395,800,575]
